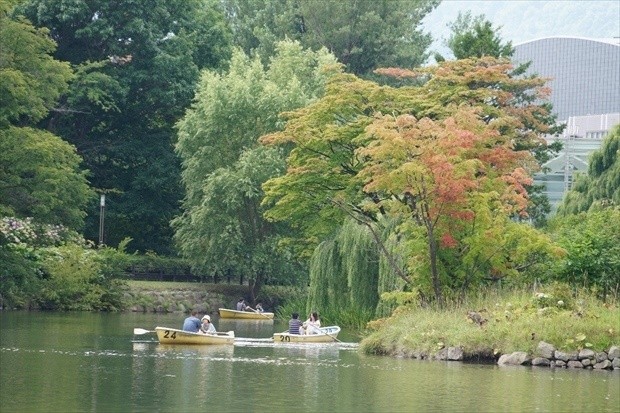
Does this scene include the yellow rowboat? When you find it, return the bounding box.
[273,326,341,343]
[154,327,235,345]
[218,308,275,320]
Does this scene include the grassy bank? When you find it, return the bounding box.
[360,287,620,359]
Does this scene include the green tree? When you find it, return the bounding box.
[557,125,620,214]
[0,1,91,227]
[442,11,514,60]
[223,0,440,76]
[174,41,338,298]
[0,127,91,228]
[262,58,563,305]
[18,0,233,253]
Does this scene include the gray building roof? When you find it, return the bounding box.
[513,37,620,121]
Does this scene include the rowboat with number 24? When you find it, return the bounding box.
[155,327,235,345]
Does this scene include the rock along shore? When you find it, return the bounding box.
[396,342,619,371]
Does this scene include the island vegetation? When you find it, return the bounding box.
[1,0,617,362]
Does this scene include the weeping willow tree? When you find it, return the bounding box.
[375,219,409,318]
[339,219,379,310]
[307,238,347,319]
[307,218,384,325]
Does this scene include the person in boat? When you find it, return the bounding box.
[255,302,264,313]
[236,298,254,312]
[288,312,302,335]
[182,310,202,332]
[198,314,217,334]
[301,312,321,335]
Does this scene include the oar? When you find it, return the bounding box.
[321,329,342,343]
[133,328,155,335]
[253,309,272,319]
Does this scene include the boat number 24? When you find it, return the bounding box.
[163,330,177,339]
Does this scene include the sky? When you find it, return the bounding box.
[422,0,620,57]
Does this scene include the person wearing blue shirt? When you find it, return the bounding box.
[182,310,201,332]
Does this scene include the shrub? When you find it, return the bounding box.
[547,209,620,297]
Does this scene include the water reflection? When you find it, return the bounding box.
[218,318,274,339]
[1,311,618,413]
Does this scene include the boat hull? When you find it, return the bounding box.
[218,308,275,319]
[273,326,341,343]
[155,327,234,345]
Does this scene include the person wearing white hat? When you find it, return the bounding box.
[198,314,217,334]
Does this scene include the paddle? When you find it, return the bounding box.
[252,308,272,319]
[319,328,342,343]
[133,328,155,335]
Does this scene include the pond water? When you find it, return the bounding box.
[1,311,618,412]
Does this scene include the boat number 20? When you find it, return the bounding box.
[280,335,291,342]
[163,330,177,339]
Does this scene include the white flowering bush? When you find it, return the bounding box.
[1,216,124,310]
[0,217,84,248]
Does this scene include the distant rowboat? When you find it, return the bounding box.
[273,326,341,343]
[218,308,275,320]
[155,327,234,345]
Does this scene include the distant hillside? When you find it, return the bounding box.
[422,0,620,60]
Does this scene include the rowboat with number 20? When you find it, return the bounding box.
[155,327,235,345]
[273,326,341,343]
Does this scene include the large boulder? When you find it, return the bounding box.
[608,346,620,359]
[532,357,551,366]
[594,360,612,370]
[447,347,464,361]
[578,349,595,360]
[536,341,555,359]
[498,352,531,366]
[567,360,584,369]
[554,350,578,361]
[596,352,608,362]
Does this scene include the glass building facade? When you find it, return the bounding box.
[513,37,620,212]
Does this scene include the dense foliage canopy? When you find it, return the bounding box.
[17,0,233,253]
[1,1,91,228]
[262,57,564,304]
[222,0,440,76]
[174,41,339,298]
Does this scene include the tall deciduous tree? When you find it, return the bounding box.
[174,41,339,299]
[222,0,440,77]
[262,57,563,305]
[18,0,232,253]
[0,0,91,228]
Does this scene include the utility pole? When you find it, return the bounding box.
[99,194,106,245]
[564,120,577,192]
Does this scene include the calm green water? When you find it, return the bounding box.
[1,311,618,413]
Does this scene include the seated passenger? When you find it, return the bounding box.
[288,312,302,335]
[301,312,321,335]
[198,315,217,334]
